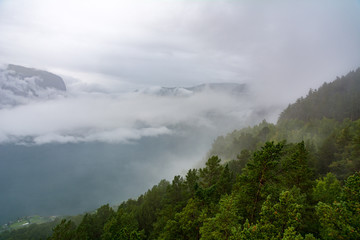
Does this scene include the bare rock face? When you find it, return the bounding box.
[0,64,66,107]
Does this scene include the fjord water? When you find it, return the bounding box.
[0,131,209,224]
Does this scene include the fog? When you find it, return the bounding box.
[0,86,283,224]
[0,85,275,145]
[0,0,360,224]
[0,74,284,223]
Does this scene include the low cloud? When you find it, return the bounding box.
[0,88,277,145]
[32,127,172,145]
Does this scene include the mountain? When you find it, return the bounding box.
[0,64,66,107]
[208,68,360,177]
[278,68,360,122]
[188,82,246,94]
[6,64,66,91]
[136,83,247,97]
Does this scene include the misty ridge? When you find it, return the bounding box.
[0,64,282,145]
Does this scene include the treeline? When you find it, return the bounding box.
[208,68,360,180]
[46,142,359,239]
[279,68,360,122]
[208,118,360,180]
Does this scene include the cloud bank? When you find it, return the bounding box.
[0,88,274,145]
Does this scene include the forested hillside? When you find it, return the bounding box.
[208,68,360,180]
[208,118,360,180]
[41,144,359,240]
[1,69,360,239]
[279,68,360,122]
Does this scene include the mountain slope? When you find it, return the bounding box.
[207,68,360,178]
[278,68,360,122]
[136,83,247,97]
[0,64,66,107]
[7,64,66,91]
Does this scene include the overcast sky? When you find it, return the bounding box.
[0,0,359,96]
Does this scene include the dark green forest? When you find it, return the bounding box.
[1,68,360,240]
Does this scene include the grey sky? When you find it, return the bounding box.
[0,0,359,96]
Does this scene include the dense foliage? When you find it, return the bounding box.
[208,118,360,180]
[208,68,360,180]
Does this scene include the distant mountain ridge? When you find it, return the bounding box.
[7,64,66,91]
[136,82,247,97]
[1,64,246,106]
[0,64,66,107]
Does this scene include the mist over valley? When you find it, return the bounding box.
[0,64,282,224]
